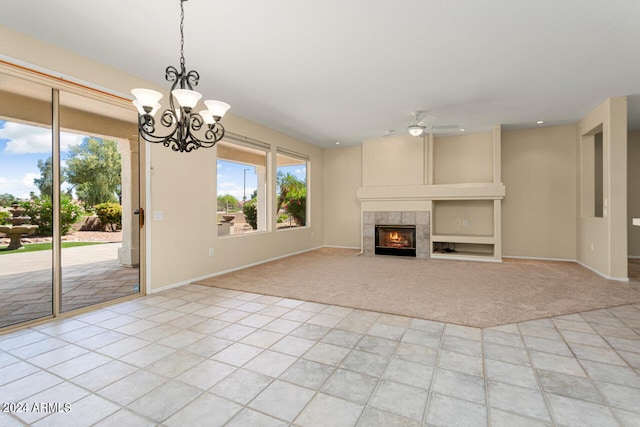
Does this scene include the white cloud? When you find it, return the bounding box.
[218,181,236,189]
[0,173,39,199]
[1,122,85,154]
[217,181,256,200]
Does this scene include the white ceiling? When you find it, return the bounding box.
[2,0,640,148]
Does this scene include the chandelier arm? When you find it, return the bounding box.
[138,110,225,152]
[138,112,179,144]
[181,113,225,150]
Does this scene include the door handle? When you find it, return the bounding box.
[134,208,144,228]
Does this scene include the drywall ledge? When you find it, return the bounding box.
[356,183,506,201]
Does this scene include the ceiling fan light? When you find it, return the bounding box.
[408,124,425,137]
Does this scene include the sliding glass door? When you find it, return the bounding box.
[0,67,142,330]
[0,74,53,327]
[58,91,140,313]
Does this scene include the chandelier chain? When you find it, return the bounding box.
[132,0,228,152]
[179,0,185,69]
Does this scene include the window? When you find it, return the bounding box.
[216,139,268,236]
[276,150,308,228]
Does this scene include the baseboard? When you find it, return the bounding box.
[431,254,502,263]
[504,256,631,282]
[150,245,324,294]
[322,245,361,250]
[576,260,629,282]
[503,255,577,263]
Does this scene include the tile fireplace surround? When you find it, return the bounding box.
[363,211,430,259]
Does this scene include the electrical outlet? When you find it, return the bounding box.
[208,248,214,256]
[462,220,468,227]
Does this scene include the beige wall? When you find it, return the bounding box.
[148,114,324,290]
[362,135,426,186]
[577,97,628,279]
[433,132,494,184]
[433,200,494,236]
[501,125,577,259]
[323,145,361,248]
[629,130,640,257]
[1,27,324,292]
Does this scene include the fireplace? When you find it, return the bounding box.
[375,225,416,257]
[363,210,429,259]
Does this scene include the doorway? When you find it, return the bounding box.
[0,65,143,330]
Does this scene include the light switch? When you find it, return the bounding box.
[154,210,164,221]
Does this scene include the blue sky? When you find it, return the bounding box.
[0,120,86,199]
[216,160,259,201]
[2,119,306,202]
[217,160,306,201]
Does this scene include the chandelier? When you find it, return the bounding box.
[131,0,230,152]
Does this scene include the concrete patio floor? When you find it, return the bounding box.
[0,244,139,328]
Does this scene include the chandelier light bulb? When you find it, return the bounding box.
[172,89,202,111]
[205,100,231,121]
[131,88,163,113]
[199,109,215,125]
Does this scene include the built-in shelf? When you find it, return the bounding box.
[431,234,495,244]
[431,198,501,262]
[432,240,496,261]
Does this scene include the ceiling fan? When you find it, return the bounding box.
[385,111,459,137]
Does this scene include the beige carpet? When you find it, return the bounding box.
[196,248,640,327]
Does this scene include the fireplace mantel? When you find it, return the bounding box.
[357,183,505,202]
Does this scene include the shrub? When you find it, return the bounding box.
[284,195,306,226]
[94,203,122,231]
[0,210,10,225]
[21,194,84,236]
[242,198,258,229]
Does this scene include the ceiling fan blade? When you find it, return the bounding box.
[432,124,459,130]
[384,129,403,137]
[417,114,437,126]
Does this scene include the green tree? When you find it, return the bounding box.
[33,157,54,197]
[0,193,16,207]
[217,194,239,212]
[64,138,121,207]
[276,171,306,226]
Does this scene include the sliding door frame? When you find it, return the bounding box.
[0,60,146,333]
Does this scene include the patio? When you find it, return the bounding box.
[0,244,139,328]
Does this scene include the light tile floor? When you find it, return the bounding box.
[0,284,639,426]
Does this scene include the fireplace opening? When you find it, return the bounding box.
[375,225,416,257]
